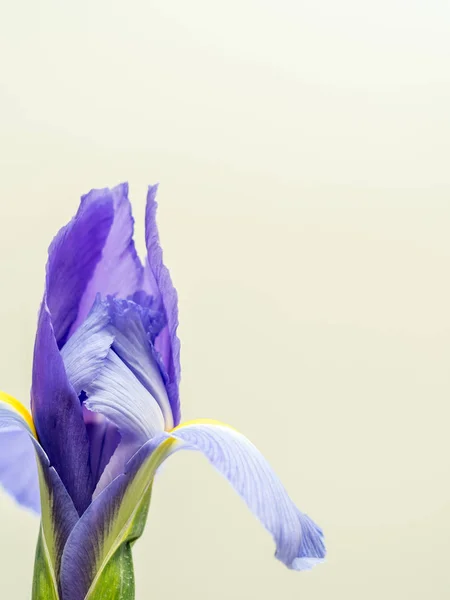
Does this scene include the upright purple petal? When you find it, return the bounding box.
[32,304,94,515]
[46,192,114,347]
[144,185,181,425]
[71,184,145,335]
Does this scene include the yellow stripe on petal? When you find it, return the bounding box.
[0,390,37,437]
[171,418,237,433]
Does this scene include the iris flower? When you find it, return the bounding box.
[0,184,325,599]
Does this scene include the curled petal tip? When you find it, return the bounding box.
[290,556,326,571]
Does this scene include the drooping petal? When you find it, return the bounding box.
[32,304,94,515]
[169,421,325,570]
[60,436,175,600]
[0,392,40,512]
[45,191,114,347]
[0,430,40,513]
[70,183,145,336]
[106,296,173,430]
[144,185,181,426]
[0,392,79,593]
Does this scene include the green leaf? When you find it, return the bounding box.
[32,529,59,600]
[32,446,79,600]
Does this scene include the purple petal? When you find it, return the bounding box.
[0,400,40,513]
[70,184,144,336]
[61,294,171,492]
[106,296,173,429]
[46,191,114,347]
[83,349,165,441]
[86,294,174,495]
[31,304,94,515]
[83,408,121,493]
[80,321,166,495]
[143,185,181,425]
[61,297,115,396]
[0,430,40,513]
[60,298,121,489]
[170,423,325,570]
[91,432,141,500]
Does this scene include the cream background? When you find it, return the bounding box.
[0,1,449,598]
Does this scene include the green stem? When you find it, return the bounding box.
[87,543,136,600]
[32,488,151,599]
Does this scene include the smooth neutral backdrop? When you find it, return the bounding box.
[0,1,449,598]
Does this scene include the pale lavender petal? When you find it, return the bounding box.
[106,297,173,430]
[83,349,165,442]
[61,297,114,396]
[0,430,40,513]
[87,294,174,495]
[0,402,40,513]
[170,423,325,570]
[144,185,181,425]
[61,294,171,492]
